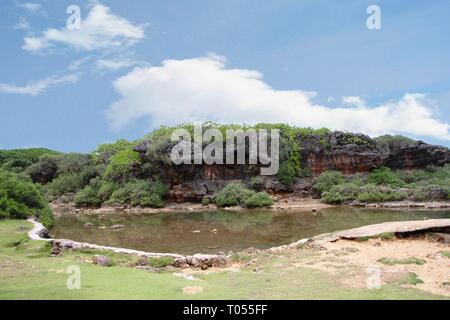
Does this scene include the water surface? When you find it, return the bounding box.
[52,207,450,255]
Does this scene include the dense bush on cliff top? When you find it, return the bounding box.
[0,169,53,228]
[316,165,450,204]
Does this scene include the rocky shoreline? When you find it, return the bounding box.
[50,198,450,217]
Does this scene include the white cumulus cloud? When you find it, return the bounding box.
[0,74,79,96]
[17,2,41,13]
[107,55,450,141]
[22,4,145,53]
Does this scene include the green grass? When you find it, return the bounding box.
[0,220,446,300]
[378,257,426,266]
[403,273,424,286]
[439,251,450,258]
[148,257,175,268]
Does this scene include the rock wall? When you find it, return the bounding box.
[134,131,450,202]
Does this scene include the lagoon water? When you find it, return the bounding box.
[52,207,450,255]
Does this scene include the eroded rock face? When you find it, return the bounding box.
[300,133,450,174]
[134,131,450,201]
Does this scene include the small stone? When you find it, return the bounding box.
[83,223,93,229]
[192,230,201,234]
[92,255,112,267]
[211,228,218,234]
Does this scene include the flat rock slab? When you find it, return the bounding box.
[335,219,450,239]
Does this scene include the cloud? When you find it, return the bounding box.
[0,74,79,96]
[107,55,450,141]
[17,2,41,13]
[14,17,30,30]
[96,58,145,71]
[22,4,145,53]
[342,96,366,108]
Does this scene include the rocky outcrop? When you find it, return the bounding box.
[300,132,450,174]
[134,131,450,201]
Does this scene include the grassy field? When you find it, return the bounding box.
[0,220,446,300]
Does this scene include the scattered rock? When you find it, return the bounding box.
[135,266,161,273]
[83,223,93,229]
[426,232,450,244]
[191,230,201,234]
[92,255,112,267]
[110,224,124,229]
[211,228,218,234]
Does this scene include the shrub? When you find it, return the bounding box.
[313,171,345,194]
[108,180,168,208]
[25,154,60,184]
[249,176,265,191]
[74,185,102,207]
[357,184,407,203]
[214,183,255,207]
[45,174,85,197]
[244,192,274,208]
[103,147,141,182]
[321,183,360,204]
[201,197,210,206]
[367,167,405,187]
[0,169,54,227]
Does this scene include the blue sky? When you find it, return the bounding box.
[1,0,450,152]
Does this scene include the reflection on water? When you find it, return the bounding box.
[52,207,450,255]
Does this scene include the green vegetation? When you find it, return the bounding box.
[249,176,265,191]
[0,123,448,222]
[313,171,345,194]
[244,192,274,208]
[148,256,175,268]
[214,183,255,207]
[316,165,450,204]
[439,251,450,258]
[201,197,210,206]
[0,169,53,228]
[375,135,415,151]
[403,273,424,286]
[378,257,426,266]
[214,183,273,208]
[367,167,405,188]
[0,148,60,173]
[0,220,444,299]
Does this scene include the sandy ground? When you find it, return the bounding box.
[294,238,450,296]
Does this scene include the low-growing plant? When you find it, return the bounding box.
[313,171,345,194]
[378,257,426,266]
[148,256,175,268]
[357,184,407,203]
[214,183,255,207]
[367,167,405,188]
[244,192,273,208]
[321,183,360,204]
[249,176,265,191]
[403,272,424,286]
[201,197,210,206]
